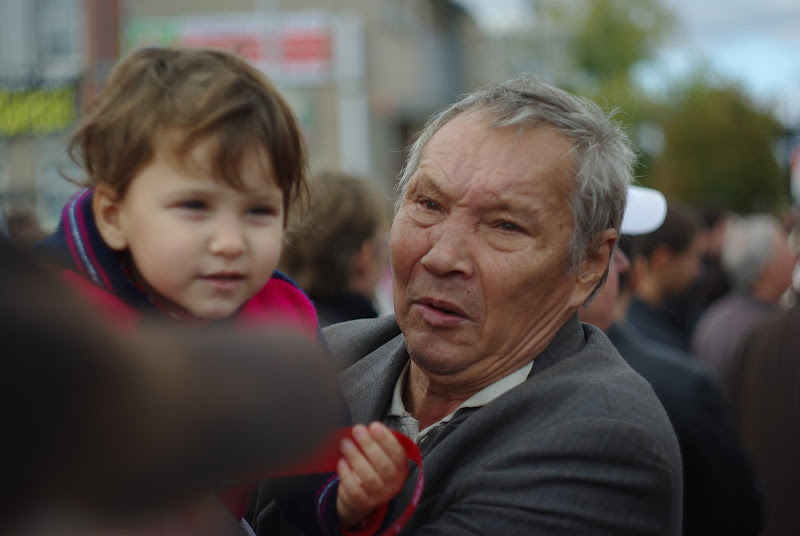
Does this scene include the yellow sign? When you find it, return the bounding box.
[0,86,77,137]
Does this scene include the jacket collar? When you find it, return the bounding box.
[42,188,156,311]
[339,312,586,424]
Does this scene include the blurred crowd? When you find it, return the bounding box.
[613,201,800,535]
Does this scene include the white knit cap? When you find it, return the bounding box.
[621,185,667,235]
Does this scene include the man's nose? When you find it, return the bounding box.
[420,224,474,278]
[209,216,246,257]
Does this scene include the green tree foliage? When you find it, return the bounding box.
[542,0,788,213]
[569,0,675,85]
[502,0,789,213]
[649,76,788,212]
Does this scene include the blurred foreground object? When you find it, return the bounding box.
[0,237,342,534]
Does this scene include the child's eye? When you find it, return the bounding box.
[179,199,207,211]
[248,205,277,217]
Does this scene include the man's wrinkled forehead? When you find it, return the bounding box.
[415,116,575,202]
[410,162,560,212]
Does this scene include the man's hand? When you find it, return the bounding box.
[335,422,410,529]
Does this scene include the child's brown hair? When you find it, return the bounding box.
[68,47,308,220]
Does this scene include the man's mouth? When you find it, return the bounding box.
[420,298,466,315]
[416,298,470,325]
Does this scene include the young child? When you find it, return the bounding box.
[39,47,411,535]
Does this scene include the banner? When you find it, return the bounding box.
[0,83,77,138]
[123,12,332,87]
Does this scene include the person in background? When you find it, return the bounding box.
[37,46,410,535]
[695,206,733,308]
[625,201,704,352]
[663,206,732,338]
[730,273,800,536]
[691,214,797,396]
[280,170,390,327]
[253,74,684,534]
[579,186,765,536]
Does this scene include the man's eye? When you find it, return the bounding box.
[497,221,521,232]
[421,199,440,211]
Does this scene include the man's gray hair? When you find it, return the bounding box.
[721,214,783,291]
[396,74,636,278]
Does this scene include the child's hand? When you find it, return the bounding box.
[336,422,410,529]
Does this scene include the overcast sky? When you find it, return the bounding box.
[456,0,800,126]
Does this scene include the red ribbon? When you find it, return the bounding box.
[268,427,424,535]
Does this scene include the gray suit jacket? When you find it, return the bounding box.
[327,313,682,535]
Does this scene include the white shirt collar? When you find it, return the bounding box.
[386,359,534,443]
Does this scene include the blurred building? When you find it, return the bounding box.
[122,0,505,194]
[0,0,506,230]
[0,0,88,230]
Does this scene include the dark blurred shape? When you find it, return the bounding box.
[730,296,800,536]
[6,210,47,245]
[0,210,8,237]
[608,323,765,536]
[0,236,342,534]
[280,171,389,327]
[695,206,733,304]
[663,206,732,337]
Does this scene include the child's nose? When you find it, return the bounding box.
[209,218,246,257]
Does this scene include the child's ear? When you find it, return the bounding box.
[569,228,618,308]
[93,185,128,251]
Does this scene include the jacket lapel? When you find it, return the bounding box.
[339,333,409,424]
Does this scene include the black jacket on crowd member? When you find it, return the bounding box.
[313,292,380,328]
[608,322,765,536]
[626,296,692,352]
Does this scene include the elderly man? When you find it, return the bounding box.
[691,214,797,396]
[252,75,682,534]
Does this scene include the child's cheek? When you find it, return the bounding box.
[257,226,285,282]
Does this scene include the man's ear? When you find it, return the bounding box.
[569,228,618,308]
[92,185,128,251]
